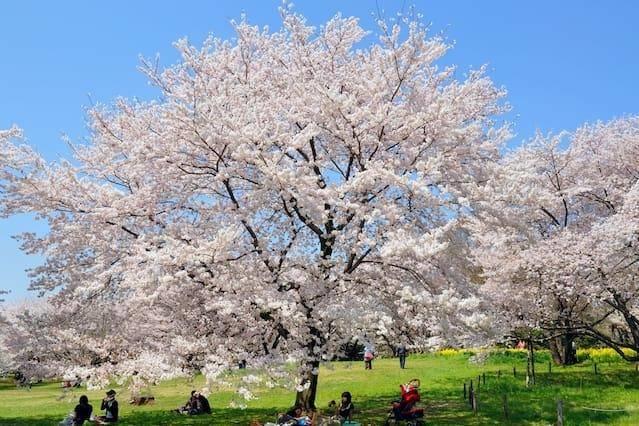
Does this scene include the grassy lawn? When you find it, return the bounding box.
[1,351,639,425]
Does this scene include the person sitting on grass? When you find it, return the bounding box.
[175,390,198,415]
[73,395,93,426]
[175,390,211,415]
[337,391,354,422]
[390,379,424,421]
[195,391,212,415]
[97,389,118,423]
[15,372,31,389]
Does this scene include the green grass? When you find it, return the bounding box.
[1,352,639,425]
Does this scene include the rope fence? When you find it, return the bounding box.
[459,365,639,423]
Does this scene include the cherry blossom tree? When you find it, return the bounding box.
[0,8,508,407]
[526,119,639,360]
[0,127,22,328]
[473,135,586,365]
[0,293,186,387]
[576,187,639,359]
[474,117,639,364]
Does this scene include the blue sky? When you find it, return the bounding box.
[1,0,638,301]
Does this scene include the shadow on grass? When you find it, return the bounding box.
[0,403,629,426]
[422,367,634,425]
[0,409,276,426]
[0,379,49,393]
[1,367,637,425]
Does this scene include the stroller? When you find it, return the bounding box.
[384,379,425,426]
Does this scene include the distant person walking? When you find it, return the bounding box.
[364,345,375,370]
[397,343,407,369]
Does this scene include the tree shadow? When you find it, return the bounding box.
[0,367,637,425]
[421,367,635,425]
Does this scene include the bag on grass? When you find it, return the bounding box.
[58,413,75,426]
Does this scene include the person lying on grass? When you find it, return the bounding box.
[276,404,317,426]
[129,395,155,405]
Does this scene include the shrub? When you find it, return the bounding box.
[435,348,476,357]
[576,347,637,363]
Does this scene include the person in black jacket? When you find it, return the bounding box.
[98,389,118,423]
[73,395,92,425]
[337,391,354,422]
[196,392,212,414]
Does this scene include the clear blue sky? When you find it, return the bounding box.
[1,1,638,301]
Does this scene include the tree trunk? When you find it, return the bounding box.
[549,332,577,365]
[295,360,320,410]
[527,339,536,385]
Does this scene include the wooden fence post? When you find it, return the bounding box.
[472,389,478,414]
[502,394,509,420]
[548,361,552,374]
[469,380,474,408]
[463,382,467,400]
[482,373,486,386]
[594,363,598,375]
[513,366,517,377]
[557,399,564,426]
